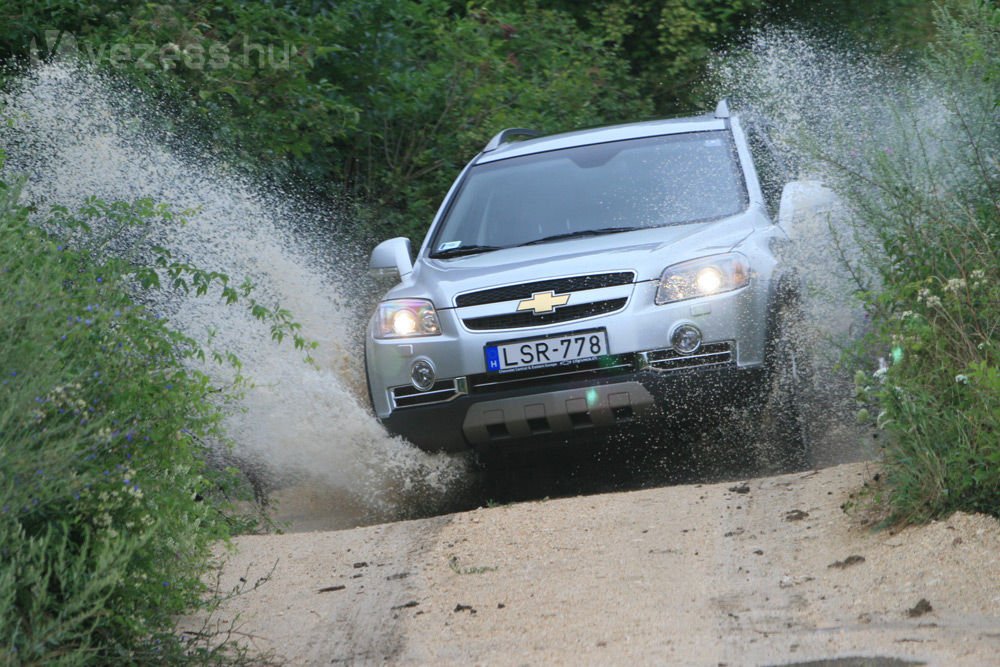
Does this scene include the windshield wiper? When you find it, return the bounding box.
[519,226,641,246]
[431,244,504,259]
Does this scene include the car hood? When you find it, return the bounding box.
[386,212,761,308]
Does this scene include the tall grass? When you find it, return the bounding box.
[0,155,264,664]
[834,0,999,522]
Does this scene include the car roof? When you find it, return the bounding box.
[475,114,731,164]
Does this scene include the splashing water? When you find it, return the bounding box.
[0,63,470,530]
[713,29,890,317]
[708,29,901,466]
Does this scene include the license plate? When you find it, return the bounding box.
[485,329,609,373]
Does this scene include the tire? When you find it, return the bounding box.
[755,282,813,472]
[363,345,389,430]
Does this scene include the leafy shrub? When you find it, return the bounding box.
[775,0,936,53]
[330,2,651,237]
[0,157,258,664]
[837,0,999,523]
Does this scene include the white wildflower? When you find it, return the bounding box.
[945,278,966,293]
[970,269,985,280]
[925,295,942,308]
[971,274,984,289]
[955,374,969,385]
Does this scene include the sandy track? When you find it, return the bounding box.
[201,462,1000,665]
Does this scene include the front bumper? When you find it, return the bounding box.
[381,359,765,452]
[369,277,776,452]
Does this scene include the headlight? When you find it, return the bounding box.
[375,299,442,338]
[655,253,750,305]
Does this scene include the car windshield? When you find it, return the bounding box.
[430,130,747,258]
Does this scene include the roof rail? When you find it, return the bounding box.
[714,99,731,119]
[483,128,541,153]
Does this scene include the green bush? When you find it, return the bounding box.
[0,158,258,664]
[838,0,999,523]
[775,0,936,53]
[331,2,651,237]
[588,0,763,113]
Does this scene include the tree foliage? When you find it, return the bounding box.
[0,0,942,238]
[1,1,650,237]
[776,0,937,54]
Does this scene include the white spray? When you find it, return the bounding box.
[710,29,902,465]
[0,63,470,530]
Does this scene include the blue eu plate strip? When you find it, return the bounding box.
[485,346,501,372]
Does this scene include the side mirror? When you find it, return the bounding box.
[369,237,413,279]
[777,180,839,240]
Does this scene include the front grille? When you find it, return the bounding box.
[468,354,637,392]
[455,271,635,307]
[390,378,467,409]
[463,298,627,331]
[642,341,734,372]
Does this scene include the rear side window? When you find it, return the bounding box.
[744,122,788,219]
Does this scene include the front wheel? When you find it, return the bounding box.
[755,289,814,472]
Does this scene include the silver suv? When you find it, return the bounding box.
[365,101,815,457]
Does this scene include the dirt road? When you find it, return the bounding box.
[200,462,1000,665]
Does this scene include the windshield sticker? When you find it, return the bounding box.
[438,240,463,252]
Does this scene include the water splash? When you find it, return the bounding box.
[0,63,469,530]
[709,29,901,466]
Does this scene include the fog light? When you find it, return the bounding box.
[410,359,436,391]
[671,324,702,355]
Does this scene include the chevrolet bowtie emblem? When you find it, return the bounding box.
[517,290,570,315]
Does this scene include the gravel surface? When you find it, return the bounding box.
[193,462,1000,666]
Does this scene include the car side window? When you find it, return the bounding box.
[744,122,786,219]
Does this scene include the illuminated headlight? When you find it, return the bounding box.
[655,253,750,305]
[375,299,442,338]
